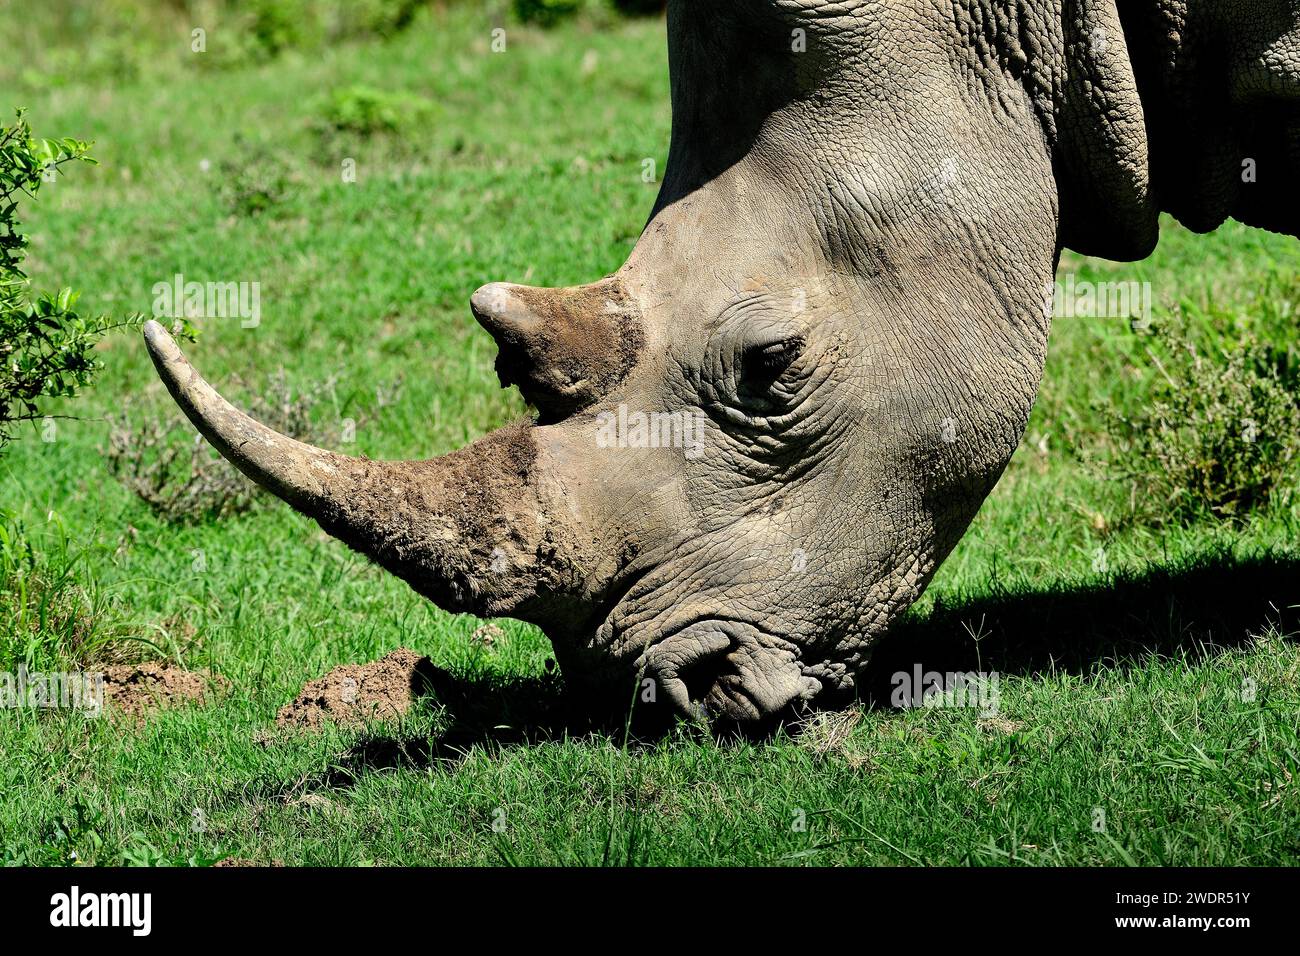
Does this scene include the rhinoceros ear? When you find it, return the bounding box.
[1052,0,1159,261]
[470,277,645,422]
[1115,0,1300,242]
[1058,0,1300,258]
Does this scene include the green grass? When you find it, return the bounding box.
[1,6,1298,866]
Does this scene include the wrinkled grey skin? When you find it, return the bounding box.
[146,0,1300,723]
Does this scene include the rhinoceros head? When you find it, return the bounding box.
[145,0,1300,721]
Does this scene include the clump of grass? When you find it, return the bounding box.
[245,0,327,58]
[1105,306,1300,524]
[0,513,135,671]
[243,0,429,59]
[514,0,585,26]
[104,371,403,523]
[212,140,303,217]
[312,85,435,153]
[0,797,226,866]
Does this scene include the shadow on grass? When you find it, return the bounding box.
[306,667,621,790]
[304,550,1300,786]
[857,550,1300,706]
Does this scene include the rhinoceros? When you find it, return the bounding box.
[144,0,1300,723]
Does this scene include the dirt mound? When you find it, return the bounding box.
[275,647,434,730]
[102,662,228,719]
[214,857,284,868]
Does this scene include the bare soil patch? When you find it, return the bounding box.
[102,662,228,719]
[214,857,284,867]
[275,647,434,730]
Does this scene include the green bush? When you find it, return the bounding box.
[315,84,434,140]
[338,0,426,38]
[0,110,142,452]
[247,0,324,57]
[248,0,426,53]
[513,0,585,27]
[1107,307,1300,524]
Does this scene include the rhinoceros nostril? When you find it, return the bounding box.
[678,646,731,714]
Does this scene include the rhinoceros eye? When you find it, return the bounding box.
[700,299,811,411]
[743,332,805,380]
[750,336,804,371]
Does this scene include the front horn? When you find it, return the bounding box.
[142,320,566,618]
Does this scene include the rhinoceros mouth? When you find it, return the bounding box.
[634,618,824,723]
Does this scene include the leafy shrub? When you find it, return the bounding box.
[0,110,151,672]
[338,0,427,38]
[1107,313,1300,524]
[105,371,403,523]
[0,109,141,451]
[514,0,585,27]
[246,0,425,57]
[247,0,323,57]
[313,85,435,150]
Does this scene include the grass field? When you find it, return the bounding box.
[1,5,1298,865]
